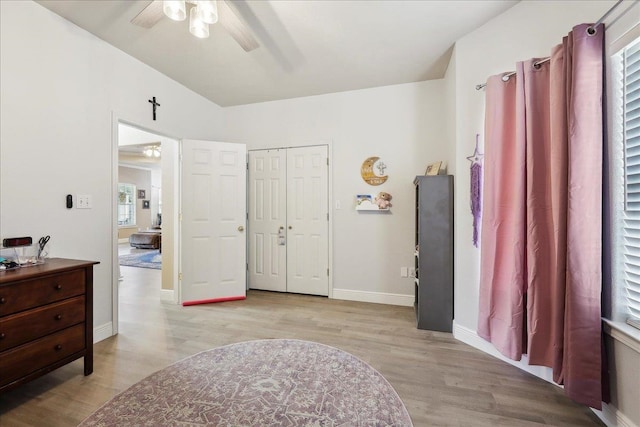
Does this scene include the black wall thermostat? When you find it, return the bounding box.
[66,194,73,209]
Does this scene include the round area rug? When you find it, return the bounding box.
[79,339,413,427]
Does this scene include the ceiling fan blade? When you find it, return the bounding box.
[131,0,164,29]
[218,0,259,52]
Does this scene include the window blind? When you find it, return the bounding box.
[118,183,137,227]
[623,39,640,328]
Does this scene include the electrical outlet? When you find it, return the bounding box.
[400,267,408,278]
[77,194,92,209]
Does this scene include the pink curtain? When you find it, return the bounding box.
[478,67,527,361]
[478,24,604,409]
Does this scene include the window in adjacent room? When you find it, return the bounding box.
[117,183,136,227]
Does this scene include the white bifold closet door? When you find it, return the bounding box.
[248,146,328,296]
[248,149,287,292]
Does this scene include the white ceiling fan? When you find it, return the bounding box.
[131,0,259,52]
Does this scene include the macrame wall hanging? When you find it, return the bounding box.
[467,134,483,247]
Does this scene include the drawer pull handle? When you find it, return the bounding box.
[0,333,5,340]
[0,297,5,304]
[54,284,62,290]
[55,314,62,320]
[55,344,62,351]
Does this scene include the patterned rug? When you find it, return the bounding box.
[79,339,413,426]
[118,249,161,270]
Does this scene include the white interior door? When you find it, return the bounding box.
[248,149,287,292]
[181,139,247,305]
[286,146,329,296]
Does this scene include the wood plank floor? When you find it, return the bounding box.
[0,266,604,426]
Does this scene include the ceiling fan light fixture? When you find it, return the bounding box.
[198,0,219,25]
[189,5,209,39]
[163,0,186,21]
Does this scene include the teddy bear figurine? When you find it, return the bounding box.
[374,192,392,209]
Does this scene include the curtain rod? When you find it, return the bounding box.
[475,0,625,91]
[588,0,624,34]
[475,57,550,90]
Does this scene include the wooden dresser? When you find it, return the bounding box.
[0,258,98,393]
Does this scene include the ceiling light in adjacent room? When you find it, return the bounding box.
[163,0,186,21]
[143,145,162,158]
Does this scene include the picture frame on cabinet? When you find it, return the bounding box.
[425,161,442,176]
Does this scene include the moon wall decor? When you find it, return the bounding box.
[361,156,388,186]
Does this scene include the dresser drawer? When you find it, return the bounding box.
[0,270,85,316]
[0,323,85,387]
[0,296,85,351]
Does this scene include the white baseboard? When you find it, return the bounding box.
[453,322,554,385]
[453,321,635,427]
[598,402,638,427]
[331,288,413,307]
[160,289,175,303]
[94,322,114,343]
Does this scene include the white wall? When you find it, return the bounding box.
[451,1,639,426]
[443,45,457,177]
[221,80,449,301]
[0,0,225,332]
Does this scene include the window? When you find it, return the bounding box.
[617,36,640,330]
[118,183,136,226]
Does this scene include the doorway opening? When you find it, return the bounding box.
[112,119,180,335]
[118,126,164,271]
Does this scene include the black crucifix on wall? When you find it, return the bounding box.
[148,96,160,120]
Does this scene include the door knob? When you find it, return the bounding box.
[238,225,244,232]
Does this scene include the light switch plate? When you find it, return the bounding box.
[77,194,92,209]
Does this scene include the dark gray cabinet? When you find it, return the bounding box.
[414,175,454,332]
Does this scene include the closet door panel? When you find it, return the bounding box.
[248,149,287,292]
[286,146,329,296]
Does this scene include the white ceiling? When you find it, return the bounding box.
[36,0,518,107]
